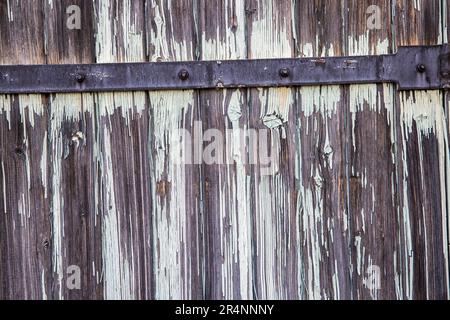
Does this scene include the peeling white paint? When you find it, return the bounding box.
[249,1,295,299]
[15,95,45,209]
[201,0,246,60]
[349,84,395,155]
[150,90,195,299]
[99,126,135,300]
[347,102,389,292]
[95,0,144,63]
[347,32,394,299]
[200,0,252,299]
[413,0,422,12]
[49,94,93,299]
[259,88,292,129]
[296,83,342,299]
[0,95,11,215]
[249,4,292,59]
[1,161,6,214]
[18,95,43,129]
[95,92,142,300]
[149,1,192,62]
[332,259,340,299]
[1,93,48,298]
[94,0,147,299]
[401,92,443,137]
[224,90,252,299]
[0,95,12,129]
[399,91,450,299]
[0,0,448,301]
[40,133,48,199]
[348,33,389,56]
[439,0,447,44]
[6,0,13,22]
[147,0,201,300]
[41,269,47,300]
[300,86,340,123]
[98,91,146,121]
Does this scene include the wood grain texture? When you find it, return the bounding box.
[246,0,299,299]
[44,0,102,300]
[395,0,449,299]
[295,0,351,300]
[444,0,450,292]
[0,0,449,300]
[44,0,95,63]
[147,0,203,299]
[345,0,399,300]
[94,0,152,300]
[47,94,101,299]
[0,0,51,300]
[199,0,253,300]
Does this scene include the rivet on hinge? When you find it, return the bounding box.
[279,68,290,78]
[75,72,86,83]
[416,64,426,73]
[178,69,189,81]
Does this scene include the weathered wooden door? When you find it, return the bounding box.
[0,0,449,300]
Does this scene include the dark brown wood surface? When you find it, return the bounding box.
[296,0,351,300]
[246,0,299,300]
[0,0,449,300]
[199,0,253,299]
[346,0,398,300]
[394,0,449,300]
[147,0,203,300]
[44,0,101,300]
[0,0,51,300]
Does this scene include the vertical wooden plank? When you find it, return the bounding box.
[94,0,152,299]
[0,2,45,64]
[345,0,400,300]
[44,0,95,63]
[295,0,352,300]
[146,0,203,299]
[0,1,51,299]
[246,0,299,299]
[395,0,449,299]
[444,0,450,291]
[44,0,102,300]
[199,0,253,299]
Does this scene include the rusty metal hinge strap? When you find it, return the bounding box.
[0,45,449,94]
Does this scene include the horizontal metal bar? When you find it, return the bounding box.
[0,45,449,94]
